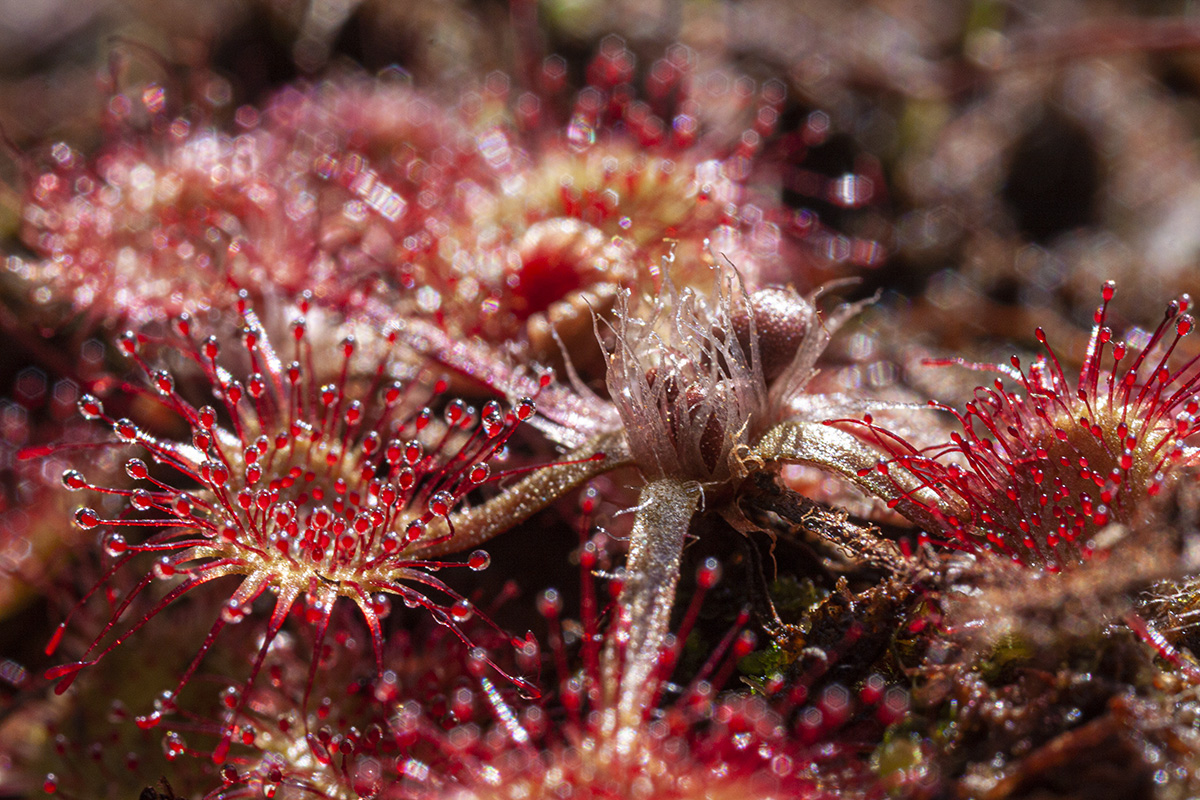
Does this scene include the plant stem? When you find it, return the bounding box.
[415,430,631,556]
[602,476,700,756]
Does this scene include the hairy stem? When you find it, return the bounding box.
[602,477,700,756]
[751,420,951,531]
[414,430,632,557]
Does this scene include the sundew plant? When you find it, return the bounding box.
[6,5,1200,800]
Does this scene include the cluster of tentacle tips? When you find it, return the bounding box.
[44,294,544,761]
[843,281,1200,570]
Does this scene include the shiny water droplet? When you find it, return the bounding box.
[152,370,174,395]
[61,470,86,490]
[78,394,103,420]
[450,599,473,622]
[468,550,490,571]
[104,533,127,557]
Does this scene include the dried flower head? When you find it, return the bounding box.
[604,262,764,485]
[601,259,859,485]
[847,282,1200,570]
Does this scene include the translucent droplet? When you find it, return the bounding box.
[567,115,596,148]
[450,599,473,622]
[220,601,249,624]
[468,550,490,571]
[429,492,453,517]
[77,394,103,420]
[536,588,561,618]
[104,533,127,557]
[696,556,722,589]
[114,418,139,441]
[151,370,174,396]
[61,470,87,490]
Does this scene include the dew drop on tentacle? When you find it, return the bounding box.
[468,550,491,571]
[74,507,99,529]
[61,470,87,490]
[77,394,103,420]
[451,599,474,622]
